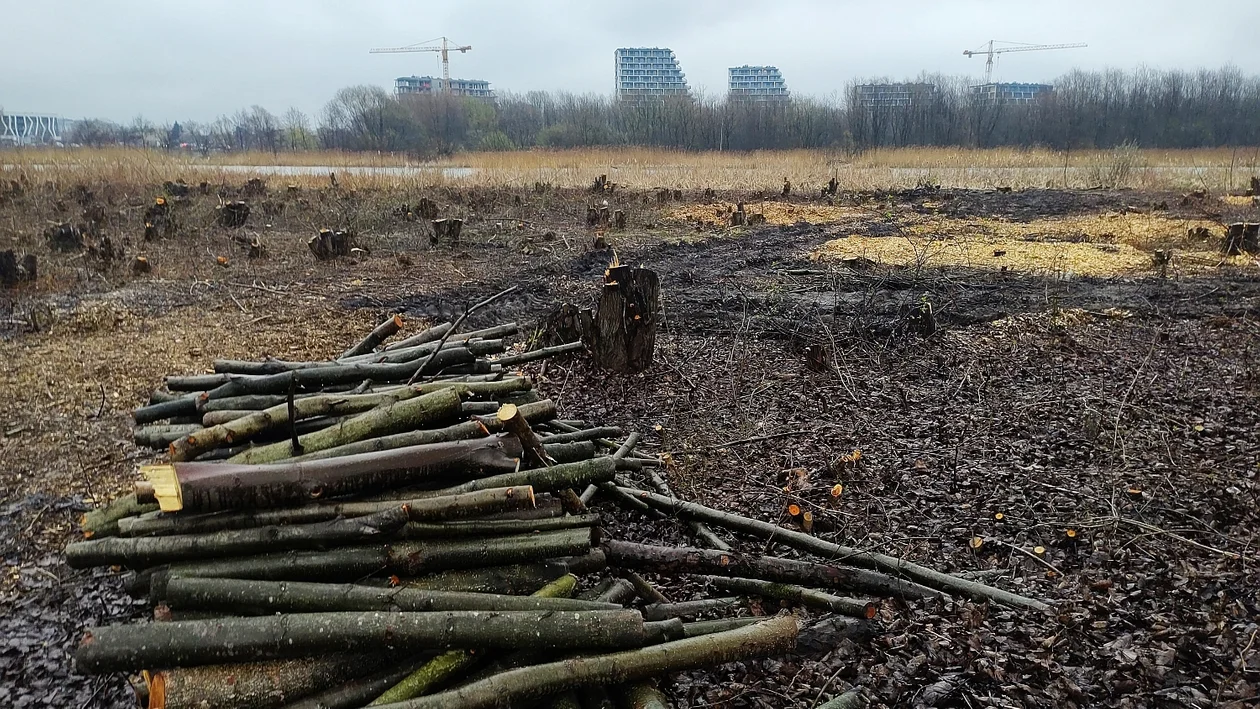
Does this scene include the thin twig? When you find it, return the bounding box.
[406,285,519,385]
[674,429,814,454]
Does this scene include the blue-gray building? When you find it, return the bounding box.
[615,48,689,99]
[728,66,789,101]
[395,76,494,99]
[970,82,1052,104]
[1,112,70,145]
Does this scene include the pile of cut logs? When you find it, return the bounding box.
[69,303,1049,709]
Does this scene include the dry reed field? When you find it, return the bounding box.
[5,145,1259,191]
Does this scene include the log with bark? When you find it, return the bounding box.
[76,609,650,674]
[80,494,159,539]
[340,314,405,358]
[424,456,617,497]
[623,488,1051,611]
[366,616,798,709]
[141,435,521,513]
[143,528,595,598]
[120,486,539,537]
[705,576,878,619]
[400,551,607,594]
[142,654,393,709]
[66,507,410,568]
[603,540,942,600]
[162,576,621,615]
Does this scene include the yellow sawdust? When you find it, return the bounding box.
[667,201,863,226]
[811,212,1248,277]
[1221,195,1258,207]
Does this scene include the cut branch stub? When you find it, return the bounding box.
[590,266,660,373]
[497,403,554,468]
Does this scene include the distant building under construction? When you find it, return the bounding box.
[728,66,789,101]
[615,48,689,99]
[394,76,495,99]
[854,83,937,108]
[969,82,1052,104]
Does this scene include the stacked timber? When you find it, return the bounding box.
[71,300,1050,709]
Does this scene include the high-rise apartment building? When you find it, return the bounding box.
[728,66,789,101]
[614,48,689,99]
[854,83,938,108]
[969,82,1052,104]
[394,76,495,99]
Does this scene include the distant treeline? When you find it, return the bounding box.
[67,66,1260,155]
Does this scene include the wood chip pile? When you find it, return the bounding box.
[67,306,1050,709]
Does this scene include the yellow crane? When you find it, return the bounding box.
[370,36,472,93]
[964,40,1087,84]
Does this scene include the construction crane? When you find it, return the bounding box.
[964,40,1087,84]
[370,36,472,93]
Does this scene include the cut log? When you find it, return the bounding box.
[384,322,453,352]
[540,427,623,444]
[369,574,580,705]
[144,655,386,709]
[162,576,620,615]
[495,341,584,367]
[425,456,617,497]
[682,616,763,637]
[642,597,740,621]
[226,388,465,465]
[603,540,941,600]
[145,529,595,597]
[75,609,649,674]
[401,551,605,593]
[145,434,519,513]
[367,616,798,709]
[403,512,600,539]
[341,314,405,358]
[497,403,553,468]
[120,486,538,537]
[704,576,877,619]
[66,507,409,568]
[170,385,472,461]
[134,423,204,450]
[200,347,480,400]
[613,683,671,709]
[282,399,557,462]
[80,494,159,539]
[278,659,428,709]
[590,266,660,373]
[625,488,1051,611]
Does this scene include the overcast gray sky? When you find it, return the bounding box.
[3,0,1258,123]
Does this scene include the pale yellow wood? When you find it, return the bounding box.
[141,464,183,512]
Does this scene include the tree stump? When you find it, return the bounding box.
[730,203,747,227]
[45,222,83,252]
[243,177,267,198]
[542,303,592,347]
[656,189,670,205]
[591,175,608,192]
[431,219,463,245]
[614,210,627,230]
[782,179,791,197]
[308,229,352,260]
[827,177,838,196]
[216,201,250,228]
[590,266,661,373]
[1248,176,1259,197]
[586,206,600,227]
[592,234,609,250]
[0,250,17,288]
[703,188,715,200]
[1223,223,1259,255]
[417,198,439,220]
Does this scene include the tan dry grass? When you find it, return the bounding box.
[5,146,1258,191]
[811,212,1251,277]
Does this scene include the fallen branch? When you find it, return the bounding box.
[340,314,405,358]
[406,286,520,386]
[705,576,877,619]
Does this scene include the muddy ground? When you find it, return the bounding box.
[1,180,1258,708]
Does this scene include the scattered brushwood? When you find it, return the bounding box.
[308,228,352,260]
[215,200,250,228]
[65,296,1050,706]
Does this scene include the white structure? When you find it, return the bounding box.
[615,48,689,99]
[728,66,789,101]
[1,113,69,145]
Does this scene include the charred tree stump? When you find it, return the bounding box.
[308,229,352,260]
[597,207,611,228]
[782,178,792,197]
[1223,223,1259,255]
[591,175,608,192]
[827,177,839,196]
[45,222,84,251]
[143,197,174,240]
[703,187,715,200]
[431,219,463,245]
[729,203,746,227]
[216,201,250,228]
[0,251,18,288]
[590,266,660,373]
[242,177,267,198]
[748,212,766,225]
[613,210,627,230]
